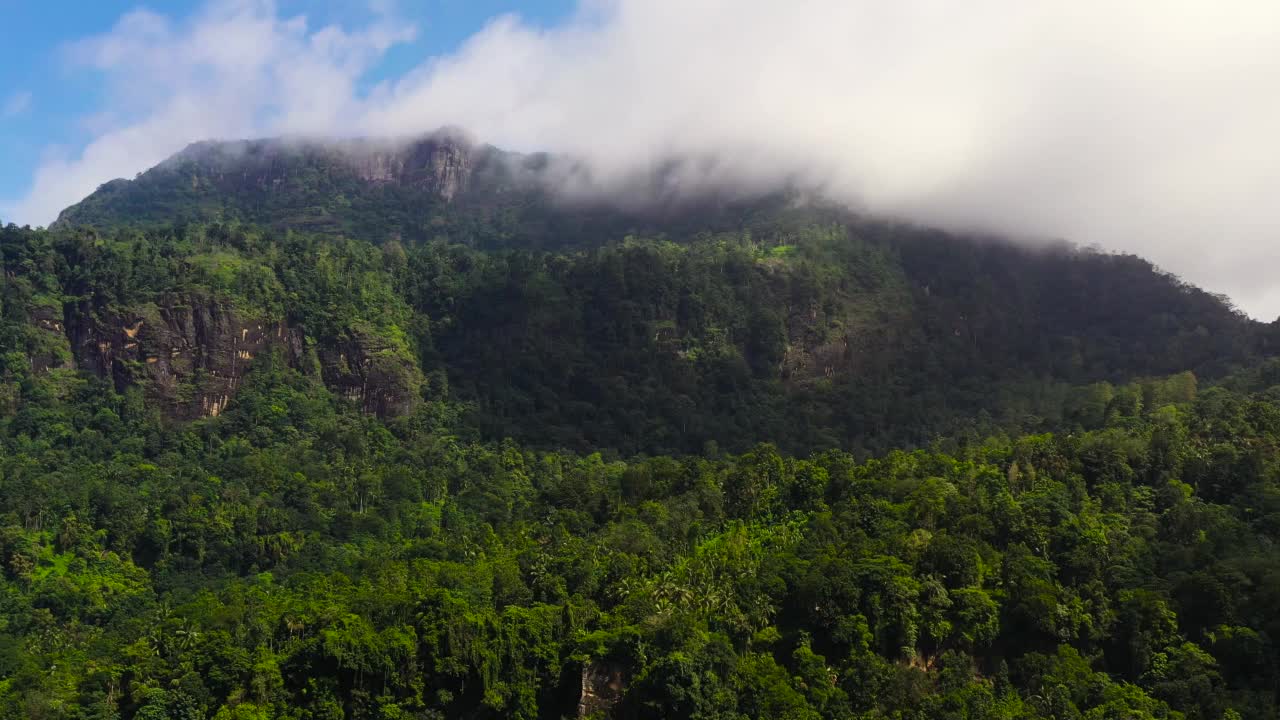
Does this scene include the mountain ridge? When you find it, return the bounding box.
[5,133,1280,719]
[51,132,849,251]
[4,213,1268,455]
[53,130,529,235]
[23,134,1275,454]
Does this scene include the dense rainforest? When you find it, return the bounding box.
[2,134,1279,718]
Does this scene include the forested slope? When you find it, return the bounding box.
[3,305,1280,718]
[2,218,1263,455]
[1,136,1278,718]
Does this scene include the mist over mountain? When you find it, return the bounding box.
[52,130,827,243]
[8,1,1280,316]
[6,121,1280,717]
[21,132,1276,456]
[4,3,1280,717]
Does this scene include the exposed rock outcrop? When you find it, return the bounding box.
[351,136,474,200]
[63,295,303,419]
[49,294,420,420]
[317,327,423,418]
[577,660,625,718]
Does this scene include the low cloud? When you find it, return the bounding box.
[6,0,1280,319]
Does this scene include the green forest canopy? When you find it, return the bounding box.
[1,213,1279,719]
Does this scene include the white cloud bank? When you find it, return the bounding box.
[5,0,1280,318]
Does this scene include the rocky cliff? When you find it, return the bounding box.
[315,326,424,418]
[577,660,626,718]
[18,294,420,420]
[347,134,474,200]
[61,295,302,419]
[164,131,479,200]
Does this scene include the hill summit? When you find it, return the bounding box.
[52,129,553,238]
[11,135,1274,453]
[4,131,1280,719]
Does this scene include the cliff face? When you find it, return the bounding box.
[577,660,626,718]
[29,294,419,420]
[180,133,479,200]
[350,137,473,200]
[316,327,423,418]
[61,295,302,419]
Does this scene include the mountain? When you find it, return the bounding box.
[3,136,1280,719]
[54,129,530,236]
[16,182,1269,454]
[53,130,794,253]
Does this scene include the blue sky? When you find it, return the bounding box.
[0,0,573,214]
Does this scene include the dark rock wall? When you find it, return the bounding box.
[43,295,417,419]
[577,660,626,718]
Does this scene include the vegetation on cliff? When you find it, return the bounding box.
[3,307,1280,717]
[3,216,1263,454]
[1,138,1278,718]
